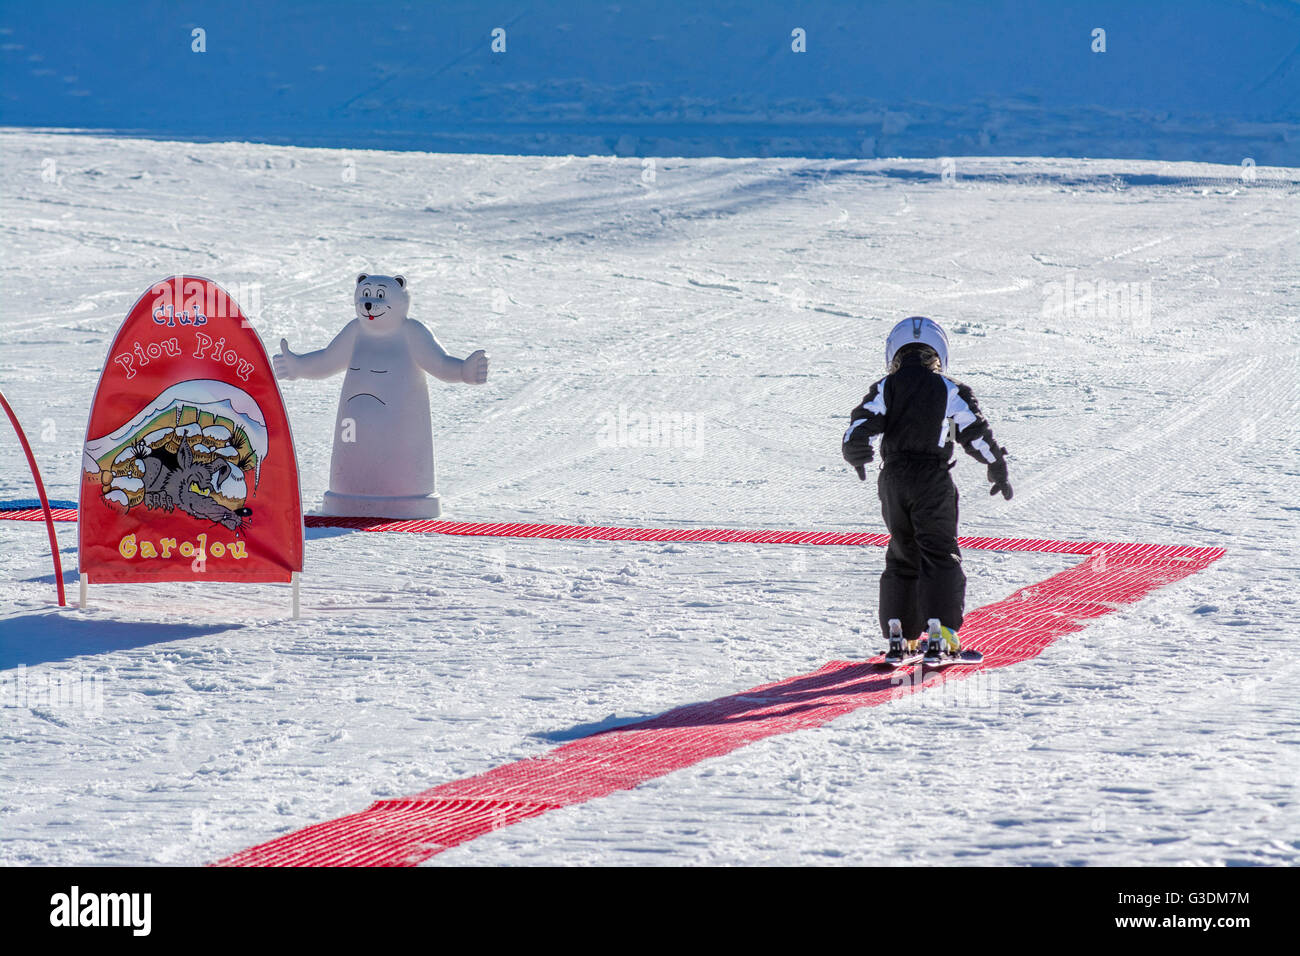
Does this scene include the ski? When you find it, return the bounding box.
[875,650,925,669]
[922,649,985,669]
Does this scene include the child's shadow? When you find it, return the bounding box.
[534,662,894,741]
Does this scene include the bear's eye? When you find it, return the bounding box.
[376,287,385,299]
[361,286,372,298]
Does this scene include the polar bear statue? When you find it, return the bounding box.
[274,273,489,518]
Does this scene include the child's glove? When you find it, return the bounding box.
[843,441,873,480]
[988,458,1013,500]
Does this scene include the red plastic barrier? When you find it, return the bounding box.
[1,507,79,522]
[0,389,65,606]
[0,508,1217,564]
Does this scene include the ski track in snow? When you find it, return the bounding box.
[0,131,1298,865]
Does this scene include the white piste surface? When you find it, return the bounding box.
[0,130,1297,865]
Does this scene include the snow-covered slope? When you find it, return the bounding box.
[1,130,1297,864]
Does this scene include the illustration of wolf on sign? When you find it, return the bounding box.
[132,435,252,531]
[83,380,268,534]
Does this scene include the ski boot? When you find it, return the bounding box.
[884,618,907,665]
[922,618,960,664]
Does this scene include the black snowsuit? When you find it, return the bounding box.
[841,349,1008,641]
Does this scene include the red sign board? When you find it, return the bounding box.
[78,277,303,583]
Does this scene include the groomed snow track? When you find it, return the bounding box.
[210,530,1221,866]
[0,507,1225,865]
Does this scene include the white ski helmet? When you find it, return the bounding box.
[885,316,950,372]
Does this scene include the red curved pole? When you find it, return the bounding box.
[0,388,66,606]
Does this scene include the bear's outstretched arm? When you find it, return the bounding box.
[406,319,489,385]
[275,321,359,380]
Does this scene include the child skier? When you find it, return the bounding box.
[841,316,1012,665]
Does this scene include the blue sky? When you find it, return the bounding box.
[1,1,1296,161]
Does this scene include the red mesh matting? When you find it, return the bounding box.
[208,535,1223,866]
